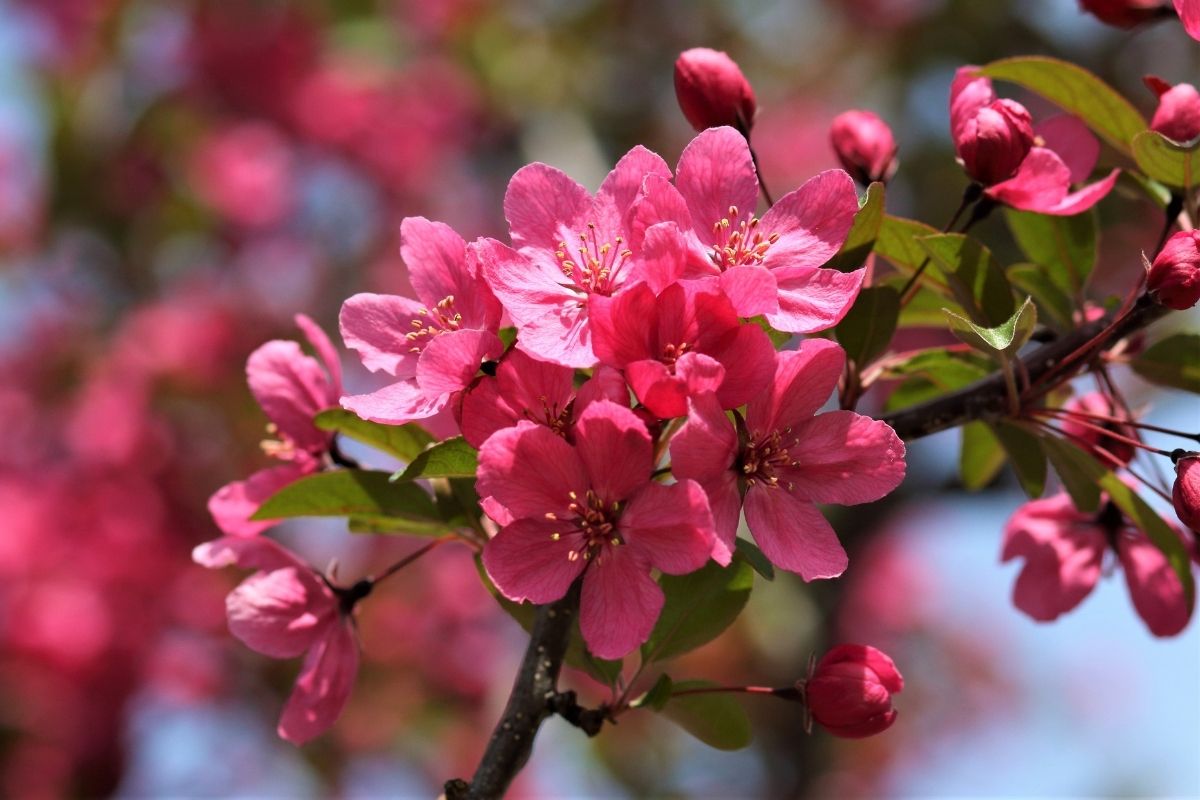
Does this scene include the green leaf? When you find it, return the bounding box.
[659,681,752,751]
[1007,263,1075,330]
[749,316,791,349]
[875,215,951,293]
[918,234,1015,327]
[824,181,885,273]
[498,326,518,349]
[943,296,1037,356]
[391,437,479,481]
[1131,333,1200,393]
[314,409,434,463]
[345,515,452,536]
[992,422,1047,498]
[978,56,1147,155]
[960,421,1006,491]
[882,350,992,412]
[633,674,674,712]
[1099,475,1196,611]
[1040,436,1104,513]
[641,558,754,663]
[1004,208,1096,298]
[894,284,968,327]
[836,286,900,367]
[1132,130,1200,190]
[734,538,774,581]
[253,469,442,528]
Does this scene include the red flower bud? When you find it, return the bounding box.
[805,644,903,738]
[1174,454,1200,532]
[956,98,1035,186]
[1148,230,1200,310]
[1079,0,1172,27]
[673,48,757,133]
[830,110,899,185]
[1146,76,1200,143]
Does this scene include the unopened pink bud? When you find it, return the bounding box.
[1146,76,1200,143]
[956,99,1035,185]
[1079,0,1172,27]
[1148,230,1200,310]
[830,110,899,185]
[673,48,757,133]
[1174,454,1200,532]
[805,644,903,738]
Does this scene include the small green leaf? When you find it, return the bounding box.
[1100,475,1196,610]
[960,421,1006,491]
[875,215,951,293]
[1132,130,1200,190]
[498,326,518,349]
[1007,263,1075,330]
[253,469,441,527]
[735,538,775,581]
[1131,333,1200,393]
[825,181,885,273]
[944,296,1037,357]
[894,284,968,327]
[1040,436,1104,513]
[314,409,434,462]
[642,558,754,663]
[978,57,1147,155]
[660,681,752,751]
[992,422,1047,499]
[1004,208,1096,298]
[919,234,1015,327]
[836,286,900,367]
[882,350,992,412]
[634,674,674,712]
[749,316,791,349]
[392,437,479,481]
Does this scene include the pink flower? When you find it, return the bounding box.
[632,126,864,332]
[673,48,757,133]
[193,536,361,744]
[457,349,628,448]
[1176,0,1200,38]
[589,281,775,419]
[1145,76,1200,143]
[189,122,295,229]
[805,644,903,738]
[829,110,899,186]
[1078,0,1171,27]
[476,147,673,367]
[1148,230,1200,310]
[1060,393,1136,466]
[671,340,906,571]
[950,67,1119,216]
[1174,454,1200,532]
[340,216,504,423]
[1002,492,1192,636]
[209,314,342,536]
[479,401,715,658]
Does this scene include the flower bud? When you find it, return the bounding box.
[955,98,1035,185]
[1146,76,1200,143]
[805,644,903,738]
[1148,230,1200,310]
[830,110,899,185]
[1079,0,1172,27]
[673,48,757,133]
[1174,454,1200,532]
[1060,393,1136,466]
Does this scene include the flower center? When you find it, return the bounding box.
[709,205,779,271]
[405,295,462,353]
[524,394,572,437]
[661,341,691,369]
[740,429,798,489]
[547,489,624,564]
[556,223,632,295]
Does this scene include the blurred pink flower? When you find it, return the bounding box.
[829,110,899,185]
[1148,230,1200,310]
[189,122,295,229]
[1145,76,1200,143]
[1173,455,1200,532]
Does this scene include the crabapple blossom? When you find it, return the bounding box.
[1078,0,1172,27]
[671,340,906,572]
[829,110,899,186]
[1059,392,1137,465]
[208,314,343,536]
[479,401,715,658]
[1148,230,1200,310]
[1174,454,1200,532]
[340,216,504,423]
[1001,493,1192,636]
[950,67,1119,215]
[673,48,757,133]
[804,644,903,738]
[1145,76,1200,143]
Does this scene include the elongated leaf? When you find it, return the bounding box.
[944,296,1037,355]
[642,558,754,663]
[1100,476,1196,610]
[1131,334,1200,393]
[634,674,674,712]
[960,421,1006,491]
[894,284,968,327]
[918,234,1015,327]
[883,350,992,412]
[735,538,774,581]
[1040,436,1104,512]
[836,286,900,367]
[992,422,1047,498]
[314,409,434,462]
[979,57,1147,155]
[1007,263,1075,330]
[253,469,441,527]
[1132,130,1200,190]
[660,681,753,751]
[875,215,951,293]
[392,437,479,481]
[825,181,885,272]
[1004,209,1096,297]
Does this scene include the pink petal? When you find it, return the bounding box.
[1035,115,1099,184]
[277,621,359,745]
[629,175,694,254]
[208,462,313,537]
[597,145,672,224]
[474,238,576,328]
[580,547,663,659]
[482,517,587,604]
[589,283,658,368]
[477,421,587,520]
[1117,534,1192,637]
[400,216,466,308]
[294,313,342,396]
[708,322,775,410]
[675,126,759,247]
[1033,170,1120,216]
[676,352,727,397]
[670,393,738,486]
[504,163,591,255]
[781,411,906,505]
[621,479,716,574]
[415,329,503,395]
[634,222,691,294]
[949,66,995,145]
[573,401,653,502]
[1176,0,1200,40]
[626,359,687,419]
[702,473,742,566]
[192,534,308,572]
[460,377,520,449]
[340,380,448,424]
[760,170,859,272]
[514,303,596,368]
[720,265,779,317]
[339,292,428,379]
[766,265,864,334]
[247,340,335,452]
[576,365,631,411]
[817,644,904,694]
[747,340,845,435]
[226,567,336,658]
[984,147,1070,211]
[744,489,848,580]
[461,349,575,447]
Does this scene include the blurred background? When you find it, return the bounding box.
[1,0,1197,796]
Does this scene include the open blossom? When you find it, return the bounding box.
[632,126,864,333]
[479,401,715,658]
[829,110,899,186]
[193,536,360,744]
[1145,76,1200,143]
[1148,230,1200,310]
[589,281,775,419]
[1078,0,1171,27]
[950,67,1119,216]
[340,216,504,423]
[673,47,757,133]
[476,146,673,368]
[1174,454,1200,532]
[209,314,342,536]
[1002,492,1192,636]
[671,340,906,571]
[805,644,903,738]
